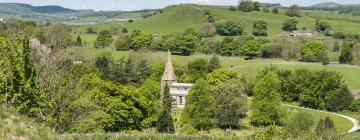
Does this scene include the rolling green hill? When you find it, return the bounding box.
[74,4,360,36]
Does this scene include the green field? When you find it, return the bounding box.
[72,4,360,36]
[74,47,360,91]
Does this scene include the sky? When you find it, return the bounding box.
[0,0,359,11]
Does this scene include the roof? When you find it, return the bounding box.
[161,50,177,81]
[171,82,194,87]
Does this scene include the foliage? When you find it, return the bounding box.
[255,125,285,140]
[240,39,262,59]
[0,36,42,117]
[94,54,113,80]
[300,40,328,62]
[43,23,71,49]
[282,18,298,31]
[315,117,338,140]
[181,79,216,130]
[286,4,301,17]
[165,35,199,56]
[208,54,221,72]
[253,20,267,36]
[94,30,113,48]
[212,81,249,128]
[86,27,96,34]
[76,35,82,46]
[253,2,262,11]
[272,8,279,14]
[229,6,237,11]
[251,71,285,126]
[206,69,239,86]
[122,27,128,33]
[326,86,354,112]
[201,23,216,37]
[115,35,130,51]
[285,111,315,139]
[215,20,243,36]
[349,99,360,112]
[156,84,174,133]
[315,20,331,33]
[178,124,199,135]
[186,59,209,83]
[339,41,355,64]
[207,15,215,23]
[238,0,254,12]
[130,30,153,50]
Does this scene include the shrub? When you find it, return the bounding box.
[349,99,360,112]
[114,35,130,51]
[299,40,327,62]
[238,1,254,12]
[326,86,354,111]
[285,111,315,139]
[229,6,237,11]
[253,20,267,36]
[286,4,301,17]
[240,39,262,59]
[272,8,279,14]
[215,20,243,36]
[339,41,355,64]
[282,19,298,31]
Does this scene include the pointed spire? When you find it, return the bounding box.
[161,50,176,81]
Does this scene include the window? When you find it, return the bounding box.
[179,96,183,104]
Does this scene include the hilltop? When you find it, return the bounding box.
[0,3,76,14]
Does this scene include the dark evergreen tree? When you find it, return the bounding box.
[326,86,354,111]
[76,35,82,46]
[124,58,135,84]
[315,119,325,137]
[113,57,126,84]
[134,59,151,85]
[94,55,111,80]
[207,15,215,23]
[156,84,175,133]
[208,54,221,72]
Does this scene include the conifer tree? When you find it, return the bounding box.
[76,35,82,46]
[156,84,175,133]
[208,54,221,72]
[339,41,354,64]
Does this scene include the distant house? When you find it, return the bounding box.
[290,30,315,38]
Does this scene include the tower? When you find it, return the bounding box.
[161,50,177,96]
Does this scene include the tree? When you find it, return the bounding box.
[165,35,199,56]
[272,8,279,14]
[286,4,301,17]
[253,2,262,11]
[262,7,269,13]
[213,81,249,128]
[76,35,82,46]
[122,27,128,33]
[94,54,112,80]
[300,40,327,62]
[156,84,174,133]
[181,79,216,130]
[316,117,337,140]
[229,6,237,11]
[201,23,216,37]
[208,54,221,72]
[215,20,243,36]
[43,23,71,50]
[187,58,209,82]
[339,41,355,64]
[285,111,315,138]
[94,30,113,48]
[114,35,130,51]
[315,20,331,33]
[253,20,267,36]
[206,69,239,86]
[349,99,360,112]
[87,27,96,34]
[282,19,298,31]
[240,39,262,59]
[238,0,254,12]
[207,15,215,23]
[204,10,211,16]
[326,86,354,111]
[130,30,153,50]
[251,72,285,126]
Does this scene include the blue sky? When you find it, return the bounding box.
[0,0,358,11]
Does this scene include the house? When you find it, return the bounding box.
[161,51,193,108]
[290,30,314,38]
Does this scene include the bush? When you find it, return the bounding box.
[272,8,279,14]
[229,6,237,11]
[115,35,130,51]
[215,20,243,36]
[256,125,285,140]
[238,1,254,12]
[333,32,346,39]
[178,124,198,134]
[121,27,128,33]
[282,19,298,31]
[300,40,327,62]
[349,99,360,112]
[253,20,267,36]
[326,86,354,111]
[315,20,331,33]
[285,111,315,139]
[286,4,301,17]
[240,39,262,59]
[207,15,215,23]
[339,41,355,64]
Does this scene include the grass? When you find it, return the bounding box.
[72,4,360,36]
[75,48,360,91]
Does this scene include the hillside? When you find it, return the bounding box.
[0,3,76,14]
[0,106,54,139]
[73,4,360,36]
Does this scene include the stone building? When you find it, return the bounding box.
[161,51,193,108]
[290,30,314,38]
